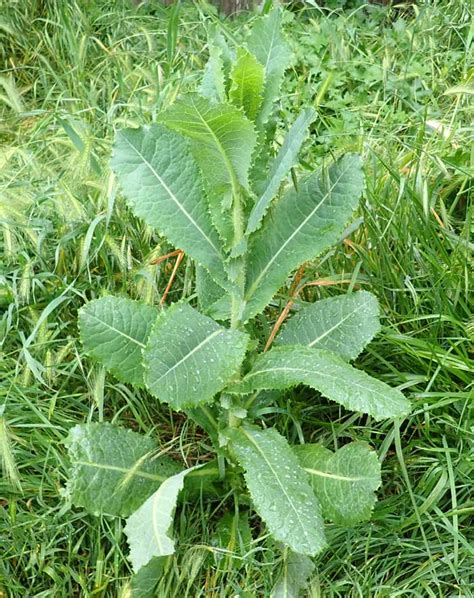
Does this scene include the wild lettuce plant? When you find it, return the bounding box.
[65,9,411,594]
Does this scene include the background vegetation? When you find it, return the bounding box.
[1,0,472,596]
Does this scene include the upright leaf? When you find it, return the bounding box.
[247,9,291,126]
[143,303,248,409]
[79,297,157,386]
[160,95,257,246]
[231,346,411,420]
[200,34,226,103]
[243,154,364,320]
[246,107,317,235]
[271,550,315,598]
[294,442,382,525]
[111,125,228,289]
[229,48,265,121]
[226,425,326,557]
[125,465,202,572]
[159,95,256,194]
[276,291,381,361]
[65,423,181,517]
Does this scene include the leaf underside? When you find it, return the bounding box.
[226,425,326,557]
[276,291,381,361]
[79,297,158,386]
[243,154,365,320]
[231,346,411,420]
[65,423,181,518]
[294,442,382,525]
[111,125,228,288]
[125,465,200,572]
[143,303,248,409]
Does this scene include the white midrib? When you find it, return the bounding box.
[306,303,365,348]
[245,164,350,302]
[73,460,165,482]
[303,467,369,483]
[122,133,221,258]
[85,312,146,347]
[243,365,402,408]
[242,429,312,548]
[153,329,222,384]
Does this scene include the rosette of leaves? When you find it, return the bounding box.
[65,9,411,596]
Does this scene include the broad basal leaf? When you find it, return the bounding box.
[229,48,264,121]
[65,423,181,518]
[243,154,364,320]
[294,442,381,525]
[271,550,315,598]
[231,346,411,420]
[246,107,316,235]
[111,125,228,289]
[79,297,157,386]
[276,291,380,361]
[226,425,326,557]
[125,465,202,572]
[143,303,248,409]
[247,8,291,126]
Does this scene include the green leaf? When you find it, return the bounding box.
[226,425,326,557]
[200,34,226,103]
[294,442,382,525]
[79,297,157,386]
[65,423,181,518]
[271,550,315,598]
[231,346,411,420]
[229,48,265,121]
[195,266,231,321]
[243,154,364,320]
[159,95,257,247]
[125,465,202,572]
[159,94,257,194]
[247,8,291,126]
[129,557,165,598]
[246,107,316,235]
[111,125,228,289]
[143,303,248,409]
[276,291,381,361]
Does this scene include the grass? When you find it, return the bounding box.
[1,0,473,596]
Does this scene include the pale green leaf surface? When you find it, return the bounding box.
[130,557,165,598]
[65,423,181,518]
[159,95,257,194]
[229,48,264,121]
[271,550,315,598]
[200,39,226,103]
[276,291,380,360]
[226,425,326,556]
[143,303,248,409]
[243,154,364,320]
[231,346,411,420]
[125,465,201,572]
[294,442,381,525]
[79,297,157,386]
[246,107,316,235]
[111,125,228,288]
[247,9,291,126]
